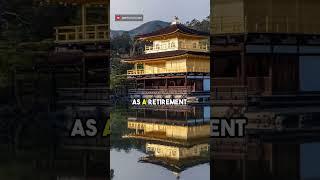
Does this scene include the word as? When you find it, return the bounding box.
[70,118,111,137]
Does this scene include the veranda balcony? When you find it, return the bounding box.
[54,24,109,44]
[144,42,209,54]
[127,66,210,76]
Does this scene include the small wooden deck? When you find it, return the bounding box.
[55,24,109,44]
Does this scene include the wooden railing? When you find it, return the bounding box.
[127,66,210,75]
[212,77,242,87]
[128,87,194,95]
[54,24,109,43]
[180,43,209,52]
[212,16,320,34]
[211,76,272,103]
[56,87,110,105]
[211,86,248,101]
[212,16,246,34]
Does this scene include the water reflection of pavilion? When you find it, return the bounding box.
[123,106,210,179]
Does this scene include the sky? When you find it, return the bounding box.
[110,0,210,31]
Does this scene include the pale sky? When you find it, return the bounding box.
[110,0,210,31]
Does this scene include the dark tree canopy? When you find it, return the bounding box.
[185,16,210,33]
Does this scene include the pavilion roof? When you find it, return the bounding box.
[136,24,209,40]
[139,156,209,173]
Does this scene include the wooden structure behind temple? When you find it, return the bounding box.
[39,0,109,44]
[29,0,111,109]
[212,0,320,34]
[210,0,320,107]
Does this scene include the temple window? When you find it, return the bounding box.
[193,42,197,48]
[171,42,176,48]
[137,63,144,69]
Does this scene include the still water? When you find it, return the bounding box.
[111,150,210,180]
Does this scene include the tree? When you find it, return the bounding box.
[111,32,133,55]
[185,16,210,33]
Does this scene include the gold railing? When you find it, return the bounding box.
[127,67,210,75]
[145,45,176,52]
[128,87,194,95]
[54,24,109,43]
[127,69,144,75]
[145,42,209,54]
[212,16,320,34]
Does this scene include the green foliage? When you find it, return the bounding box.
[111,107,144,151]
[110,56,132,90]
[110,32,133,90]
[185,16,210,33]
[0,1,76,91]
[111,32,133,54]
[1,0,76,42]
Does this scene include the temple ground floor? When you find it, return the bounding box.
[127,73,210,103]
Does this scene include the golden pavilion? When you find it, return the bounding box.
[123,18,210,103]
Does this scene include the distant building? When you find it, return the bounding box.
[211,0,320,106]
[123,18,210,103]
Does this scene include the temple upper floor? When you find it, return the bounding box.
[135,20,210,54]
[144,38,209,54]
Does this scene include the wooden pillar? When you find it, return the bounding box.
[50,68,56,112]
[241,52,246,86]
[165,78,168,89]
[83,151,88,178]
[295,0,300,32]
[135,79,137,89]
[237,66,241,78]
[269,57,273,95]
[82,56,88,87]
[165,110,168,121]
[81,4,87,39]
[184,76,187,87]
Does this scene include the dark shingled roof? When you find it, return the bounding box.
[123,50,210,62]
[136,24,210,39]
